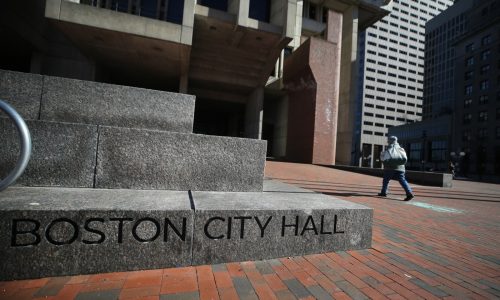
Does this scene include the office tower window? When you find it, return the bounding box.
[199,0,228,11]
[465,71,474,80]
[478,128,488,140]
[480,64,490,74]
[480,80,489,90]
[482,35,492,45]
[479,95,489,105]
[409,143,421,161]
[482,50,491,60]
[466,57,474,66]
[431,140,447,162]
[249,0,271,22]
[464,98,472,108]
[463,113,472,124]
[465,85,473,95]
[478,111,488,122]
[308,3,317,20]
[462,130,471,142]
[465,43,475,52]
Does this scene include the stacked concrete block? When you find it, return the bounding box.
[0,70,42,120]
[0,182,372,280]
[0,69,372,281]
[0,69,266,192]
[0,119,97,188]
[0,187,193,280]
[41,76,195,132]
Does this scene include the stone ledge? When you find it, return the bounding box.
[0,183,372,280]
[96,126,267,192]
[191,190,372,265]
[0,119,97,188]
[0,68,196,132]
[0,187,192,280]
[41,75,195,133]
[0,69,42,120]
[324,165,453,188]
[0,120,266,191]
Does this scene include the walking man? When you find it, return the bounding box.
[378,136,414,201]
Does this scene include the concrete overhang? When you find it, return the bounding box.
[189,4,291,96]
[45,0,192,81]
[358,0,393,30]
[311,0,392,31]
[301,17,327,35]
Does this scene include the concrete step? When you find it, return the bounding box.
[0,69,195,132]
[0,180,373,280]
[0,119,266,191]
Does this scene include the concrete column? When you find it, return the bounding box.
[270,0,285,26]
[273,96,288,158]
[228,0,249,27]
[270,0,296,39]
[290,0,303,50]
[369,144,374,168]
[181,0,195,45]
[335,5,359,165]
[179,74,188,93]
[283,37,339,164]
[228,0,239,15]
[245,87,264,139]
[308,9,342,165]
[238,0,250,27]
[326,10,342,44]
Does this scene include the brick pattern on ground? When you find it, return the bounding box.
[1,161,499,299]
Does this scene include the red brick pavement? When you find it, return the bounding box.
[1,161,499,299]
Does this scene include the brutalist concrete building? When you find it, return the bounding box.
[0,0,391,166]
[351,0,453,168]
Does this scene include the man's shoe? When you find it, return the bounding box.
[377,193,387,197]
[404,194,414,201]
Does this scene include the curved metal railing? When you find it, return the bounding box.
[0,99,32,192]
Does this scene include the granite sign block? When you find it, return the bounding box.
[0,187,193,280]
[41,75,195,132]
[0,184,373,280]
[0,69,42,120]
[95,126,267,191]
[191,191,372,265]
[0,119,97,187]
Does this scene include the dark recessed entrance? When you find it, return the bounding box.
[193,99,245,137]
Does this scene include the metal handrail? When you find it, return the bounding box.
[0,99,32,192]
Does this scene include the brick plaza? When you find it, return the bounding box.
[1,161,499,299]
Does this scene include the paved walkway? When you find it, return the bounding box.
[1,161,499,299]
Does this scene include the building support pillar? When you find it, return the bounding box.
[245,87,264,139]
[336,5,359,165]
[179,74,188,93]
